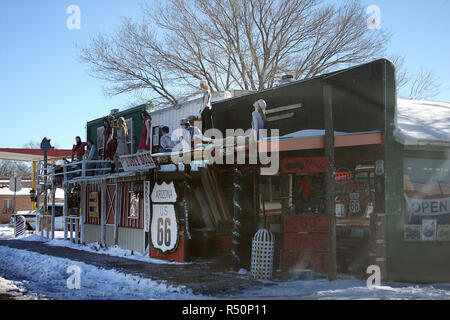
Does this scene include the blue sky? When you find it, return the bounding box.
[0,0,449,150]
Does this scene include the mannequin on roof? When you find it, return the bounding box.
[138,110,152,153]
[251,99,267,141]
[198,80,213,134]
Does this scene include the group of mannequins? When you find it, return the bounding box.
[68,80,267,174]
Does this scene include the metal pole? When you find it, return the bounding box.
[75,217,79,244]
[80,183,86,245]
[51,187,56,240]
[44,149,48,239]
[63,187,68,240]
[183,165,192,240]
[13,176,17,215]
[46,216,50,239]
[101,183,106,247]
[324,85,337,281]
[32,162,37,210]
[69,218,73,243]
[231,165,243,271]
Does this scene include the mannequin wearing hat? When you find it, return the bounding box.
[251,99,267,141]
[198,80,213,134]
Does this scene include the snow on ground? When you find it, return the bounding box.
[225,276,450,300]
[17,228,186,265]
[0,245,203,300]
[0,224,14,240]
[0,275,47,300]
[2,224,450,300]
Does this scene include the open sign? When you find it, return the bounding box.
[335,168,352,183]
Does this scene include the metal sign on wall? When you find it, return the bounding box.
[120,151,156,171]
[151,182,178,203]
[150,182,179,253]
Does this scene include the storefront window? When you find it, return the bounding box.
[403,157,450,241]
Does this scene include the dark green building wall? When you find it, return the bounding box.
[381,60,450,282]
[386,147,450,282]
[86,104,151,153]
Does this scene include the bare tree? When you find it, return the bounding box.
[391,55,443,100]
[22,140,41,149]
[406,67,442,100]
[0,161,32,179]
[80,0,390,106]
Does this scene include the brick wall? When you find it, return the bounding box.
[0,195,33,224]
[0,195,64,224]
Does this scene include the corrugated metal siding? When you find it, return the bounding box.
[86,184,101,225]
[105,225,115,247]
[84,224,101,244]
[118,227,145,254]
[148,92,232,135]
[120,182,143,229]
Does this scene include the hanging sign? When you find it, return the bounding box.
[144,181,151,233]
[151,182,177,203]
[119,151,156,171]
[151,204,179,253]
[405,195,450,216]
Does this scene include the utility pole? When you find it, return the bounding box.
[324,85,337,281]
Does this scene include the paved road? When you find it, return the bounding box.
[0,240,262,296]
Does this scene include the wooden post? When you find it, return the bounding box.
[280,172,290,274]
[324,85,337,281]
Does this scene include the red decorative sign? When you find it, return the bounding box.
[335,168,352,183]
[282,157,328,173]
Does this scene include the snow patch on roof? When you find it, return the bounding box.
[394,99,450,146]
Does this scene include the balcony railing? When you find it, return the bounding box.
[37,160,113,186]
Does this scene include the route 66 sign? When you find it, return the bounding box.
[375,160,384,176]
[151,204,179,253]
[349,192,361,213]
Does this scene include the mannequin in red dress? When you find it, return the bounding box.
[138,110,152,152]
[102,117,117,161]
